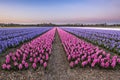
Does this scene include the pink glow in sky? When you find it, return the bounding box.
[0,0,120,24]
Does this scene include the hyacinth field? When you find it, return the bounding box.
[0,27,120,80]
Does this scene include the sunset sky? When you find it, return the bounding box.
[0,0,120,24]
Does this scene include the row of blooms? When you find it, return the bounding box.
[0,27,52,54]
[62,28,120,54]
[1,28,56,70]
[57,28,120,68]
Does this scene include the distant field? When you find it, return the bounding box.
[66,27,120,30]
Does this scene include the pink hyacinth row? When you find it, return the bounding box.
[57,28,120,68]
[1,28,56,70]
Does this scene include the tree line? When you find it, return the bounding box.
[0,23,120,27]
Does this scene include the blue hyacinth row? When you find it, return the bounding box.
[0,27,52,54]
[62,27,120,54]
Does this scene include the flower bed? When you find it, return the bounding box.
[62,27,120,54]
[1,28,56,70]
[58,28,120,68]
[0,27,51,54]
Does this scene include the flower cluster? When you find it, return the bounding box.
[62,28,120,54]
[0,27,52,54]
[58,28,120,68]
[1,28,55,70]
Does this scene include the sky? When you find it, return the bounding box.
[0,0,120,24]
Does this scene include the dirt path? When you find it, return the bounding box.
[43,29,74,80]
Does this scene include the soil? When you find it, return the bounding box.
[0,30,120,80]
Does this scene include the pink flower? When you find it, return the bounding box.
[101,59,104,62]
[12,56,17,61]
[98,55,102,59]
[102,51,106,55]
[67,55,71,61]
[113,56,117,59]
[88,58,91,63]
[24,62,29,68]
[32,63,37,69]
[34,58,38,63]
[40,59,43,65]
[72,55,76,59]
[39,54,42,58]
[75,60,79,65]
[69,61,74,68]
[42,55,45,59]
[77,58,80,62]
[91,62,96,67]
[18,64,23,70]
[9,53,13,57]
[29,57,33,62]
[93,59,98,64]
[2,64,7,69]
[17,57,20,61]
[15,52,20,58]
[105,62,109,68]
[46,54,49,61]
[41,50,44,53]
[14,62,18,66]
[6,64,11,70]
[106,54,110,58]
[111,61,116,68]
[81,56,85,61]
[35,52,38,56]
[6,55,10,59]
[101,62,105,67]
[43,62,47,68]
[33,54,36,58]
[117,58,120,63]
[5,57,10,64]
[23,56,27,60]
[81,61,88,67]
[22,60,26,65]
[30,53,33,56]
[37,57,40,61]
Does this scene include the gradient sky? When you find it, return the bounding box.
[0,0,120,24]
